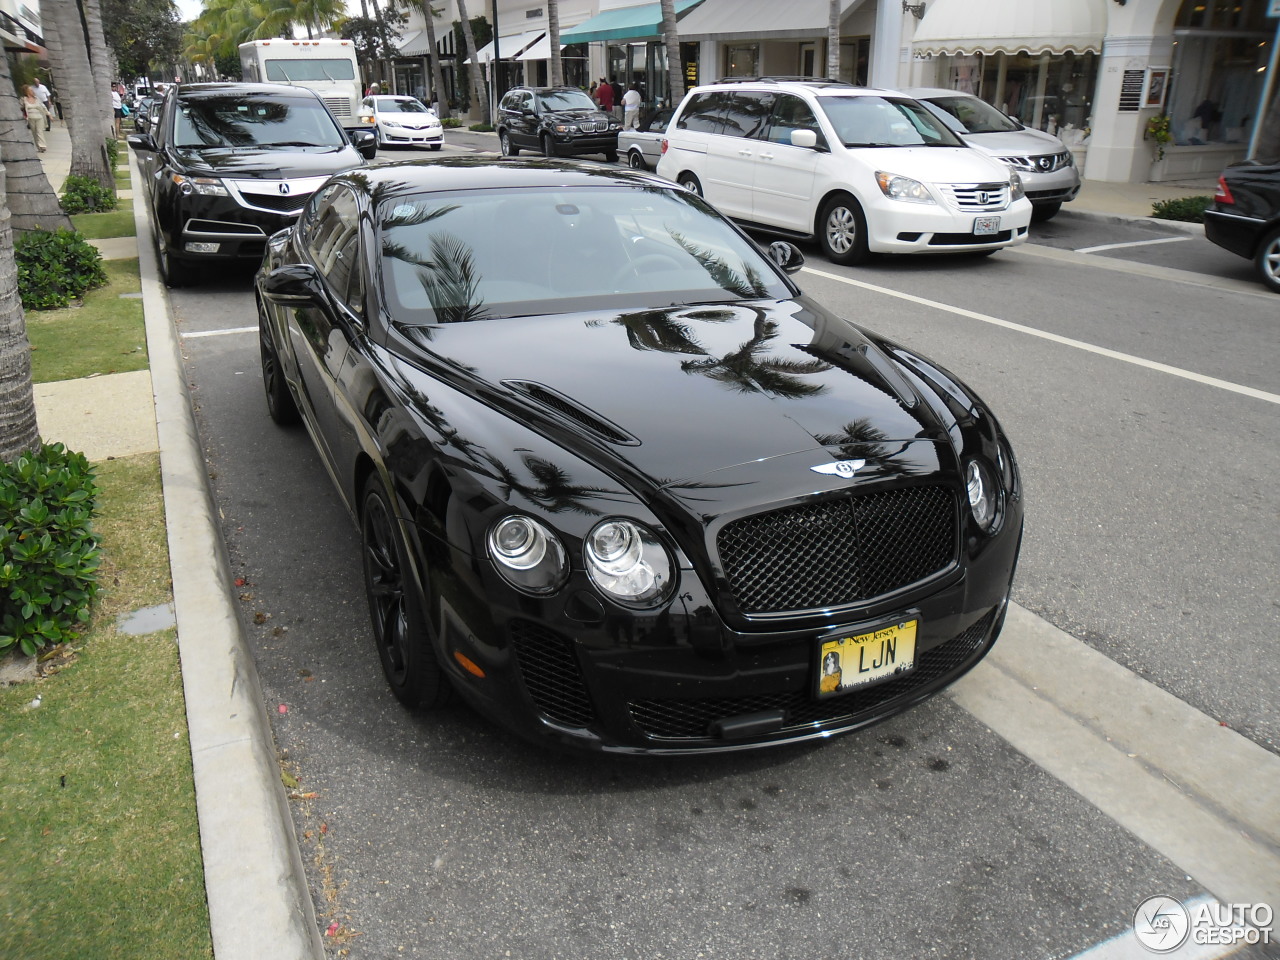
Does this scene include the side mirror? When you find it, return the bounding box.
[767,241,805,275]
[352,129,377,160]
[262,263,325,304]
[790,129,818,149]
[126,133,156,153]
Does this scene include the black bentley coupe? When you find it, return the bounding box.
[255,158,1023,754]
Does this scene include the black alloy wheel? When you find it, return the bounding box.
[627,150,645,170]
[818,192,871,265]
[156,237,189,288]
[258,303,300,426]
[360,476,449,709]
[500,130,519,157]
[1255,227,1280,294]
[604,149,618,164]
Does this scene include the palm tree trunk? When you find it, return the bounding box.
[660,0,682,107]
[455,0,489,124]
[421,3,450,119]
[0,40,73,233]
[0,159,41,462]
[548,0,562,88]
[80,0,118,145]
[46,0,113,191]
[827,0,840,80]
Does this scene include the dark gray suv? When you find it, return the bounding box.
[497,86,620,162]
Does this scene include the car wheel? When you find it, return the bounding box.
[500,130,518,157]
[1254,227,1280,294]
[258,304,300,427]
[677,173,702,197]
[604,149,618,164]
[818,193,871,266]
[361,475,450,710]
[1031,201,1062,222]
[627,150,646,170]
[156,239,190,288]
[542,133,558,158]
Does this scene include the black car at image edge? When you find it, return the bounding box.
[1203,158,1280,294]
[255,158,1023,754]
[127,82,374,286]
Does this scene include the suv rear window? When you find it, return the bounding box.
[174,95,345,148]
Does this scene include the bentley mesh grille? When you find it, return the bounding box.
[628,610,995,740]
[509,619,596,728]
[716,486,957,615]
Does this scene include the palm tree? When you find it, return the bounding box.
[0,159,40,462]
[547,0,562,88]
[82,0,118,144]
[0,42,73,233]
[419,2,450,118]
[454,0,489,124]
[660,0,682,106]
[827,0,841,80]
[46,0,114,190]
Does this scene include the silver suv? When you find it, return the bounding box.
[903,88,1081,222]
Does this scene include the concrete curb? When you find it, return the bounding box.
[128,156,325,960]
[1060,206,1207,236]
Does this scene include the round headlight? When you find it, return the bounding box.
[584,519,673,607]
[966,460,998,532]
[487,515,568,595]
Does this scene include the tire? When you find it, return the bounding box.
[818,193,871,266]
[1031,201,1062,222]
[604,149,618,164]
[1254,227,1280,294]
[376,126,388,149]
[627,150,646,170]
[677,173,702,197]
[542,133,558,158]
[258,303,300,426]
[500,130,518,157]
[361,475,450,710]
[157,239,190,288]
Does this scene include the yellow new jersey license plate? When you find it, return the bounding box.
[816,619,918,698]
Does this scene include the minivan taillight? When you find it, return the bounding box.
[1214,176,1234,205]
[661,138,668,155]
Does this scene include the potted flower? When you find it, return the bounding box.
[1146,114,1172,161]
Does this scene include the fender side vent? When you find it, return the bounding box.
[502,380,640,446]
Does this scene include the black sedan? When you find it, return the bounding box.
[255,159,1023,754]
[1204,159,1280,294]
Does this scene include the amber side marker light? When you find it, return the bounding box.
[453,651,486,677]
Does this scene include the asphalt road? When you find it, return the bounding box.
[165,143,1279,959]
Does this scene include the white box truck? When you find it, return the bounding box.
[238,38,373,135]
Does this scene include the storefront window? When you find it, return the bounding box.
[1168,0,1270,145]
[933,51,1096,140]
[725,43,759,77]
[838,39,869,85]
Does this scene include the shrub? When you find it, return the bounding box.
[1150,195,1213,223]
[14,228,108,310]
[60,173,118,215]
[441,117,463,128]
[469,123,494,132]
[0,443,101,657]
[106,137,119,169]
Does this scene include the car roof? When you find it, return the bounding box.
[335,157,677,199]
[899,87,977,100]
[174,82,323,101]
[685,78,900,99]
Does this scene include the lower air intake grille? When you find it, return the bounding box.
[509,619,596,728]
[628,611,995,740]
[716,486,957,615]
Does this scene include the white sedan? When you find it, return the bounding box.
[361,95,443,150]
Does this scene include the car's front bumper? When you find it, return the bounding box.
[548,132,619,156]
[866,196,1034,255]
[380,124,444,146]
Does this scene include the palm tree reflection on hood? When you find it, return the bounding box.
[481,453,622,516]
[590,308,730,355]
[813,417,919,480]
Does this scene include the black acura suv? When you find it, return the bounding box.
[128,82,373,286]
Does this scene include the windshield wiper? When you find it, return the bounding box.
[258,141,327,147]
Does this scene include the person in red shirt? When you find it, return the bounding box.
[595,78,614,113]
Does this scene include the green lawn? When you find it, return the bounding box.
[73,202,135,239]
[27,259,147,382]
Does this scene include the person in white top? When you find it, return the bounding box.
[111,83,123,137]
[622,83,642,130]
[34,79,52,130]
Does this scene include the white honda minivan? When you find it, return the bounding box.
[657,78,1033,265]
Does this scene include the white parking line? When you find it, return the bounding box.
[182,326,258,339]
[1076,236,1193,254]
[800,266,1280,406]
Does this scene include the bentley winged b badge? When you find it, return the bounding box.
[810,459,866,478]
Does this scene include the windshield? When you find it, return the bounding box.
[379,185,791,324]
[920,95,1021,134]
[174,96,346,148]
[818,96,963,148]
[375,98,432,114]
[265,59,355,83]
[538,89,597,112]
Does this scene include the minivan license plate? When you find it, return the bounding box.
[816,620,918,698]
[974,216,1000,236]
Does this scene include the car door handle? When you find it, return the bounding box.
[759,152,775,161]
[738,148,752,157]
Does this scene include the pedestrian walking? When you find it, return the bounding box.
[22,85,51,152]
[34,78,52,131]
[111,82,124,137]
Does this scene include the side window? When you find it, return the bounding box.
[676,92,726,134]
[500,91,520,111]
[304,185,364,316]
[765,94,827,149]
[721,92,773,140]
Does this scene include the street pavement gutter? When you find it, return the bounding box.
[129,155,326,959]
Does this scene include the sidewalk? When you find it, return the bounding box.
[27,123,1224,960]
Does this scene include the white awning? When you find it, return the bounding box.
[911,0,1107,57]
[677,0,861,42]
[396,30,426,56]
[518,35,552,61]
[467,29,545,63]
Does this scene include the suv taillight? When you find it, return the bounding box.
[1213,176,1234,205]
[661,138,668,155]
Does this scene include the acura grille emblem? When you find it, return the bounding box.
[278,182,291,195]
[810,459,866,478]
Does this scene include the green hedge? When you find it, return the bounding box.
[14,228,108,310]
